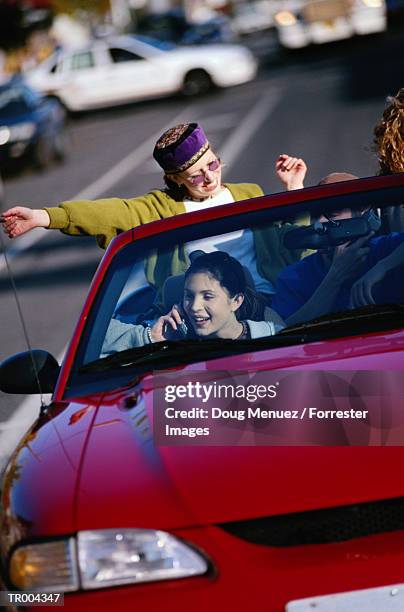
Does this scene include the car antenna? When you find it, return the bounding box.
[0,230,46,408]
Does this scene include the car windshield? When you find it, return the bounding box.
[69,182,404,394]
[0,87,29,117]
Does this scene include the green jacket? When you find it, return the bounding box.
[45,183,303,289]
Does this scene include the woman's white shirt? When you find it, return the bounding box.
[184,188,274,295]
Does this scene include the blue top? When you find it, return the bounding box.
[272,233,404,320]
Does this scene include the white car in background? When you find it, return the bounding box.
[25,36,257,112]
[274,0,386,48]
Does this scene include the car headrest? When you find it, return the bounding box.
[162,274,186,310]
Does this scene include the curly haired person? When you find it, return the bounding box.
[374,88,404,233]
[375,87,404,176]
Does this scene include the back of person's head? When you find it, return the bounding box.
[313,173,362,222]
[318,172,358,185]
[374,88,404,175]
[185,252,265,320]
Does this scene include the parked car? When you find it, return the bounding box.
[274,0,387,48]
[1,175,404,611]
[25,35,257,112]
[0,76,67,169]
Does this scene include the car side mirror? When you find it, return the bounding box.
[0,350,60,394]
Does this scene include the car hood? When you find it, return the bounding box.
[4,331,404,552]
[73,330,404,533]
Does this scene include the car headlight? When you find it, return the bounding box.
[274,11,298,26]
[0,126,10,145]
[79,529,208,589]
[8,122,36,142]
[9,529,209,592]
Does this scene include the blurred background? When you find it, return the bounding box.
[0,0,403,461]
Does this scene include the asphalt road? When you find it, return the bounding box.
[0,29,403,463]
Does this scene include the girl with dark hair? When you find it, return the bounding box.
[149,252,284,343]
[101,252,284,355]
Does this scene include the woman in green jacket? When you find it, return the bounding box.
[0,123,307,297]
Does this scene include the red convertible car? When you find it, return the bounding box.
[1,174,404,611]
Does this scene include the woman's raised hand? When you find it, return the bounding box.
[150,304,185,343]
[0,207,50,238]
[275,154,307,191]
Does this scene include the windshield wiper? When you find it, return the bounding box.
[280,303,404,337]
[78,335,302,374]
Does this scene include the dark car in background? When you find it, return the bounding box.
[0,76,67,171]
[135,8,236,46]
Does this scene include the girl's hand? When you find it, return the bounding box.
[0,207,50,238]
[150,305,184,342]
[275,154,307,190]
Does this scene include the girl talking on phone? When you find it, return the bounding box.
[149,252,284,343]
[102,252,284,356]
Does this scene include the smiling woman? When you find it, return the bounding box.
[0,121,308,306]
[153,123,226,201]
[150,252,281,344]
[100,251,282,356]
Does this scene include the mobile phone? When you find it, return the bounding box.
[177,319,188,339]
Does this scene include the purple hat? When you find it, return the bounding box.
[153,123,209,174]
